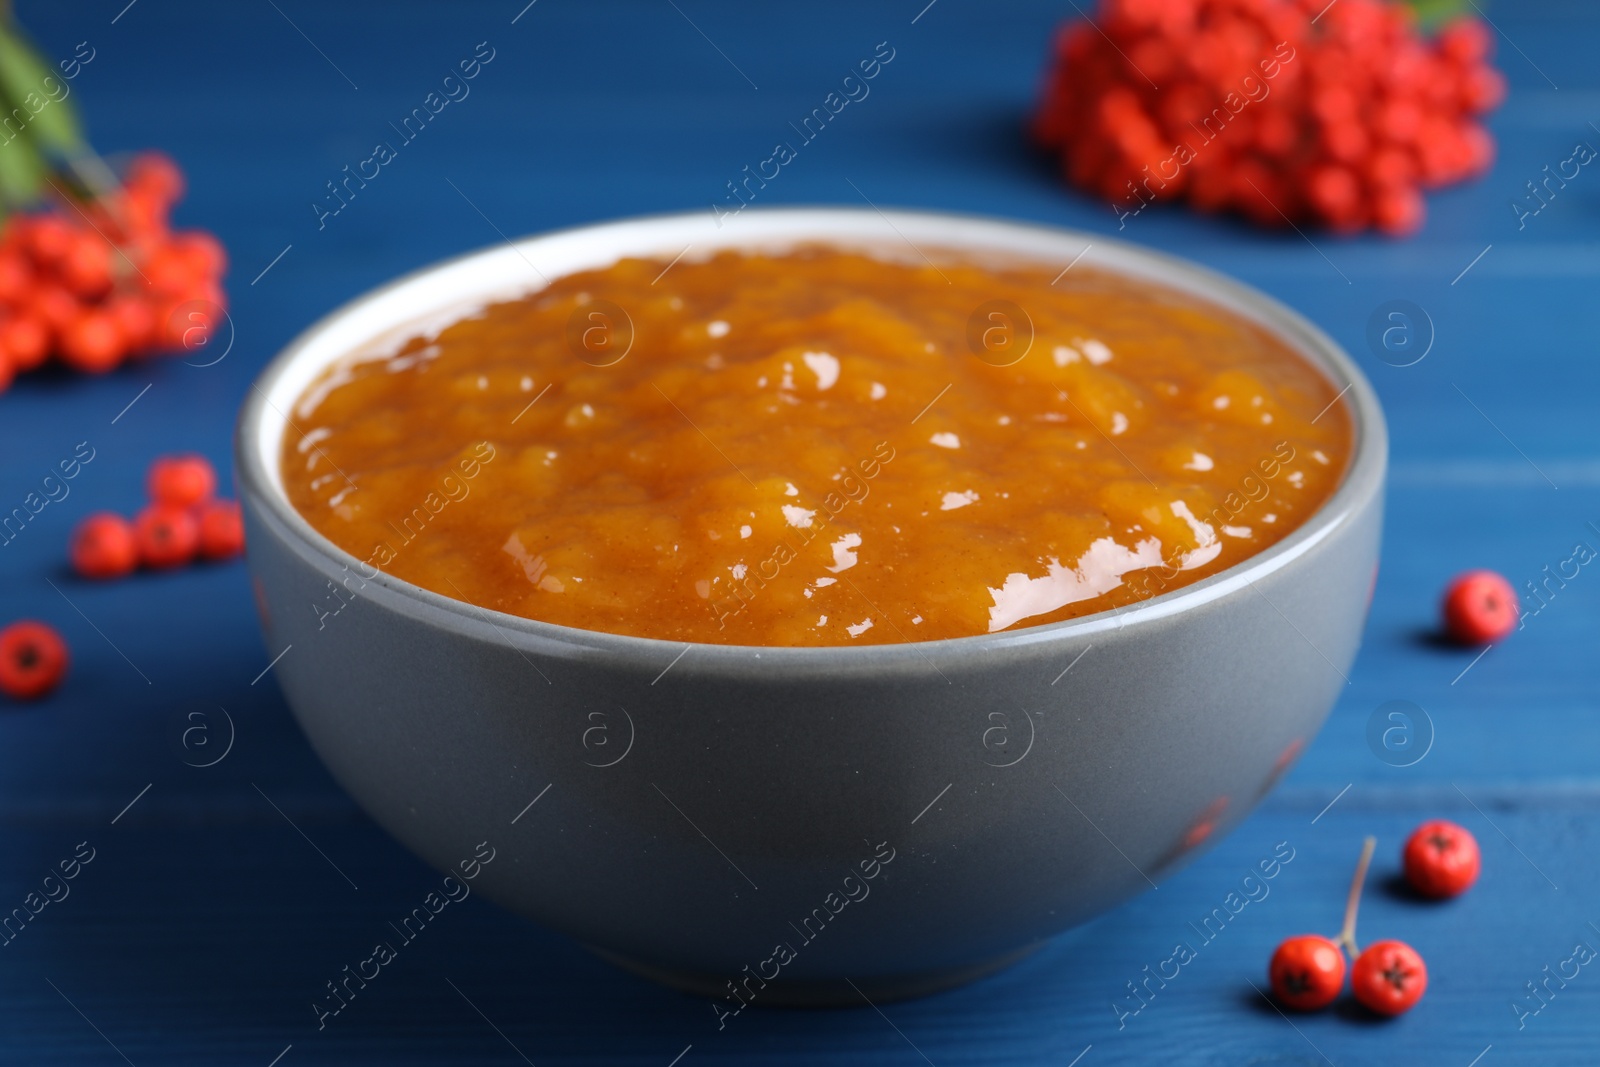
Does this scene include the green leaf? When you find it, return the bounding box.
[0,23,83,155]
[1402,0,1475,30]
[0,126,47,209]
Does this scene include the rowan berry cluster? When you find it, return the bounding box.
[1032,0,1505,234]
[0,151,228,389]
[70,454,243,580]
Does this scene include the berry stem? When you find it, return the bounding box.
[1339,835,1377,958]
[64,151,122,205]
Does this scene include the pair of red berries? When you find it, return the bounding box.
[1270,821,1480,1015]
[70,454,243,578]
[0,620,68,701]
[1274,934,1427,1016]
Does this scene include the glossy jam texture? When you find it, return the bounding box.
[282,247,1350,646]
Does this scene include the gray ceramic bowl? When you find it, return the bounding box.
[237,208,1385,1007]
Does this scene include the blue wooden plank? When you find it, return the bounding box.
[0,803,1593,1065]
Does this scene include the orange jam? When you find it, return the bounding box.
[282,246,1349,646]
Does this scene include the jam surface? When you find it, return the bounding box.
[281,246,1350,646]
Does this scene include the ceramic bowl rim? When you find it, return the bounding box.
[235,206,1387,669]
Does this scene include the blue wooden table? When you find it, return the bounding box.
[2,1,1596,1063]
